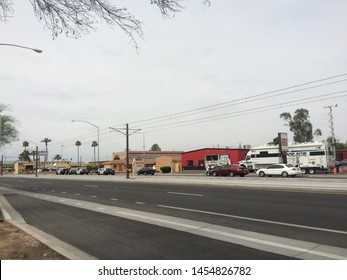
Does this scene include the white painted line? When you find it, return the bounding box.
[167,191,204,197]
[157,204,347,235]
[3,187,347,260]
[110,198,118,201]
[90,195,97,198]
[61,191,67,194]
[135,202,145,205]
[83,185,99,188]
[75,193,80,196]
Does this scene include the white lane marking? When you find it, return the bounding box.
[90,195,97,198]
[61,192,67,194]
[4,188,347,260]
[167,191,204,197]
[83,185,99,188]
[110,198,118,201]
[75,193,80,196]
[135,202,145,205]
[157,204,347,235]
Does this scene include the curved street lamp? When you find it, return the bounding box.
[71,120,100,168]
[0,43,42,53]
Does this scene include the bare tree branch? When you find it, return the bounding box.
[0,0,211,48]
[0,0,13,21]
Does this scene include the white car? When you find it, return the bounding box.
[256,164,302,178]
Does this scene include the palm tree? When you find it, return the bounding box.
[22,141,29,150]
[41,138,52,151]
[30,150,36,162]
[75,141,81,166]
[91,141,98,163]
[41,138,51,167]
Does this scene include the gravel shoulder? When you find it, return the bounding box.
[0,220,67,260]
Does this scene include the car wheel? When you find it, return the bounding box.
[301,169,307,174]
[212,171,217,177]
[282,171,289,178]
[309,169,315,174]
[229,172,235,177]
[137,172,140,175]
[144,172,147,175]
[259,171,265,177]
[240,174,245,177]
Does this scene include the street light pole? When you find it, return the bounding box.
[71,120,100,168]
[0,43,42,53]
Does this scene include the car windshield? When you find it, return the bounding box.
[285,164,294,168]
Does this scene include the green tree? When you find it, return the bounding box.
[268,137,279,145]
[75,141,81,166]
[54,154,62,161]
[18,150,31,162]
[280,108,322,143]
[150,143,161,151]
[0,104,19,147]
[0,1,211,48]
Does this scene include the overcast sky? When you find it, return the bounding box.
[1,0,347,162]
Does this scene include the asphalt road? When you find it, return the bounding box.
[1,174,347,259]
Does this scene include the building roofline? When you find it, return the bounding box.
[182,148,249,154]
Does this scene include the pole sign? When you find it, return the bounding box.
[278,132,288,164]
[38,150,48,160]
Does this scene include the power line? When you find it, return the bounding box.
[139,90,347,133]
[128,73,347,126]
[41,73,347,150]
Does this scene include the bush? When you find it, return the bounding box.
[160,166,171,173]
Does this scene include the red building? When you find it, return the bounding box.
[336,150,347,160]
[182,148,249,170]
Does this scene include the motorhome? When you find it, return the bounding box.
[239,141,334,174]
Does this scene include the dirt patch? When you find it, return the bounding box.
[0,220,67,260]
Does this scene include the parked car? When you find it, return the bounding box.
[68,168,79,175]
[256,164,302,178]
[56,168,69,175]
[337,159,347,166]
[77,168,89,175]
[137,167,155,175]
[97,168,115,175]
[210,164,249,177]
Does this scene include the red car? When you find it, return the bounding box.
[210,164,249,177]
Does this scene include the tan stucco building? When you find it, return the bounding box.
[102,150,183,173]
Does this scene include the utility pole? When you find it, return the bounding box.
[324,104,338,159]
[110,123,140,179]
